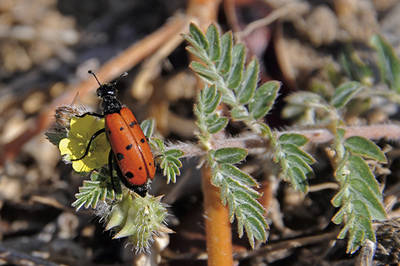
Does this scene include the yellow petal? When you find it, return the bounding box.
[72,159,91,172]
[59,138,72,155]
[58,114,110,173]
[70,116,78,127]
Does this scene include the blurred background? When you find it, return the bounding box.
[0,0,399,265]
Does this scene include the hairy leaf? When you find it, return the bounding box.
[211,163,267,248]
[278,133,308,146]
[213,147,247,164]
[281,143,315,164]
[45,130,67,146]
[226,44,245,89]
[185,46,209,63]
[159,148,183,184]
[330,81,362,109]
[344,136,387,163]
[188,23,208,50]
[219,164,258,187]
[339,46,373,85]
[165,149,184,158]
[140,119,154,139]
[332,154,387,253]
[370,35,400,92]
[217,32,233,73]
[276,134,315,192]
[249,81,280,119]
[72,170,117,210]
[204,86,222,114]
[236,59,259,104]
[206,24,220,62]
[190,61,219,83]
[231,106,249,120]
[207,116,228,134]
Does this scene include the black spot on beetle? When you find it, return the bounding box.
[129,121,137,127]
[140,138,145,143]
[126,144,133,150]
[125,172,134,178]
[149,162,152,166]
[120,127,124,131]
[107,130,112,135]
[117,153,124,160]
[139,166,143,170]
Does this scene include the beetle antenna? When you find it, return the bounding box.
[88,70,102,86]
[114,72,128,85]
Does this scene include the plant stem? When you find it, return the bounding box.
[169,123,400,158]
[202,166,233,266]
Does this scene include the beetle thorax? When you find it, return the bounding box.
[101,95,122,114]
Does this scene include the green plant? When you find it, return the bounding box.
[47,24,399,260]
[184,23,389,255]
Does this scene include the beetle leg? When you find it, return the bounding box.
[71,128,106,161]
[108,150,121,195]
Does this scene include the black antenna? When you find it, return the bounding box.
[114,72,128,85]
[88,70,102,86]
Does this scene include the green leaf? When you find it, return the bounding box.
[226,44,245,89]
[236,59,259,104]
[217,32,232,73]
[249,81,280,119]
[279,133,308,146]
[330,81,362,109]
[165,149,184,158]
[204,86,222,114]
[345,155,382,197]
[339,46,373,86]
[331,185,347,208]
[220,87,237,105]
[140,119,154,139]
[331,202,346,223]
[331,154,387,253]
[207,116,228,134]
[286,155,313,174]
[166,155,183,168]
[219,164,258,187]
[206,24,220,62]
[213,147,247,164]
[72,170,116,210]
[234,189,267,238]
[231,106,249,120]
[275,134,315,192]
[210,160,267,248]
[159,149,183,184]
[287,166,308,192]
[370,35,400,92]
[281,143,315,164]
[285,91,325,106]
[45,130,67,146]
[190,61,219,83]
[188,23,208,50]
[151,138,165,151]
[186,46,209,63]
[349,178,385,219]
[336,200,375,254]
[344,136,387,163]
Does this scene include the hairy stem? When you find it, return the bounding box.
[169,123,400,158]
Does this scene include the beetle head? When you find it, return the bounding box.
[88,70,127,99]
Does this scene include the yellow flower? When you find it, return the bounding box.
[59,115,110,172]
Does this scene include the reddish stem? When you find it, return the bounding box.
[202,166,234,266]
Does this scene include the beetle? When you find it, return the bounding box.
[72,70,156,196]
